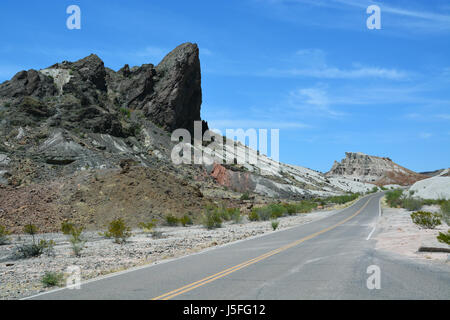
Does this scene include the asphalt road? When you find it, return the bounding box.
[28,193,450,300]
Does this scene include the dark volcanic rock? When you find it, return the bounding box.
[150,42,203,134]
[0,42,209,187]
[0,70,57,99]
[0,42,206,137]
[106,42,207,135]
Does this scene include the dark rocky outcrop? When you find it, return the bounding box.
[0,42,206,137]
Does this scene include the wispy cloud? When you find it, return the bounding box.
[133,46,167,61]
[287,87,344,117]
[262,48,411,80]
[259,0,450,33]
[267,66,409,80]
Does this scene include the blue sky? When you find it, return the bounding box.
[1,0,449,172]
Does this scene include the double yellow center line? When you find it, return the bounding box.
[152,196,372,300]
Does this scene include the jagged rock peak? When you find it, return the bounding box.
[0,43,207,136]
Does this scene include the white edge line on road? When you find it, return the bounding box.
[366,194,382,241]
[22,195,373,300]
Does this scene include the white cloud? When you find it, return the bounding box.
[134,46,167,61]
[262,48,411,80]
[261,0,450,33]
[201,48,213,56]
[269,66,409,80]
[287,87,343,117]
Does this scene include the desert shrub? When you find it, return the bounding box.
[14,224,55,258]
[326,193,360,205]
[271,220,279,231]
[41,272,64,287]
[24,224,38,241]
[119,107,131,119]
[410,211,441,229]
[218,207,231,221]
[385,189,404,208]
[165,215,179,226]
[440,201,450,225]
[380,186,388,191]
[422,199,446,206]
[180,215,193,227]
[268,204,287,219]
[139,220,157,233]
[369,186,379,194]
[283,203,297,215]
[229,209,242,224]
[402,198,423,211]
[296,201,318,213]
[202,208,223,229]
[240,192,250,201]
[248,210,259,221]
[102,218,132,244]
[0,225,10,245]
[15,239,55,259]
[61,221,85,257]
[255,207,272,221]
[437,230,450,245]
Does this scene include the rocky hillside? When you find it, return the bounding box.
[420,168,450,178]
[0,43,374,232]
[326,152,427,186]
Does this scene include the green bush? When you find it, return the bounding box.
[295,201,318,213]
[119,107,131,119]
[369,186,379,194]
[326,193,360,205]
[402,198,423,211]
[229,209,242,224]
[102,218,132,244]
[14,224,55,258]
[240,192,250,200]
[61,221,85,257]
[385,189,404,208]
[248,210,259,221]
[41,272,64,287]
[24,224,38,240]
[271,220,279,231]
[202,208,223,229]
[139,220,157,233]
[283,203,297,215]
[15,239,55,259]
[437,229,450,245]
[440,201,450,225]
[410,211,441,229]
[254,207,272,221]
[180,215,193,227]
[0,225,10,245]
[268,204,287,219]
[165,215,179,226]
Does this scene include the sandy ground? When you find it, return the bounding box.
[0,208,343,300]
[375,200,449,264]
